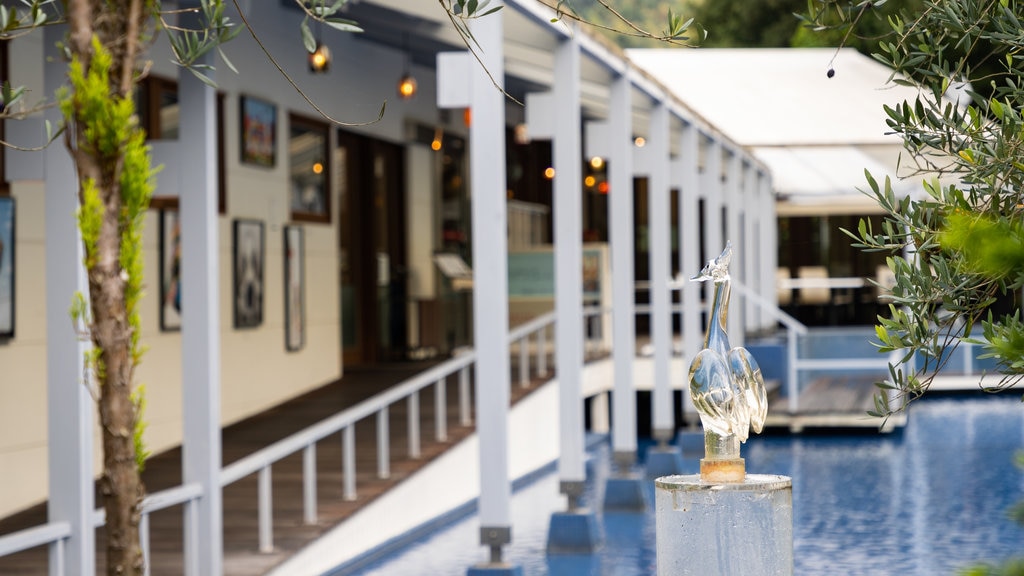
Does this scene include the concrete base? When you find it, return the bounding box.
[546,510,602,554]
[602,475,647,511]
[645,445,685,478]
[467,564,524,576]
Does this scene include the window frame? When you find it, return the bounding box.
[288,112,331,224]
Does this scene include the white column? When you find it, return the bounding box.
[760,171,778,330]
[646,102,673,440]
[702,138,723,270]
[552,34,586,497]
[179,53,222,576]
[44,25,95,576]
[724,150,744,346]
[468,6,514,556]
[742,161,759,333]
[607,73,637,459]
[677,123,701,418]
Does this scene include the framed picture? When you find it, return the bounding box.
[233,219,264,329]
[159,210,182,331]
[283,225,305,351]
[289,114,330,223]
[240,96,276,167]
[0,197,15,339]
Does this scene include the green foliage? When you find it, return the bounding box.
[818,0,1024,410]
[77,178,104,269]
[60,38,136,158]
[63,38,156,471]
[130,385,150,472]
[166,0,241,86]
[0,0,56,37]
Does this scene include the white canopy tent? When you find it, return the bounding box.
[626,47,928,216]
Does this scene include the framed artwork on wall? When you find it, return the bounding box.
[0,197,15,339]
[284,225,305,351]
[240,95,276,167]
[159,209,182,331]
[289,114,330,223]
[233,219,265,329]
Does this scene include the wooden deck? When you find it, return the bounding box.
[0,361,549,576]
[764,375,907,432]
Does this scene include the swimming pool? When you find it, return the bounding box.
[341,394,1024,575]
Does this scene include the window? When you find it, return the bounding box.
[139,77,226,213]
[289,114,330,223]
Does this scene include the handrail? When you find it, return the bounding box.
[0,521,70,558]
[222,352,477,485]
[141,483,203,514]
[508,310,556,341]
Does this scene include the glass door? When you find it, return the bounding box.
[338,130,406,365]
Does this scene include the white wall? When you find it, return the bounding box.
[0,3,450,518]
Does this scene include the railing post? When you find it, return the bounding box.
[435,379,448,442]
[537,328,548,376]
[459,366,472,427]
[519,337,530,387]
[408,391,421,458]
[964,341,974,376]
[303,444,317,525]
[50,539,65,576]
[787,327,799,414]
[184,499,199,576]
[258,467,273,553]
[377,409,390,479]
[343,426,357,501]
[140,513,151,576]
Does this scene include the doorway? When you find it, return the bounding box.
[338,130,407,365]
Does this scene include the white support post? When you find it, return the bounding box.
[742,161,759,334]
[702,138,724,277]
[552,33,586,501]
[604,72,637,461]
[761,172,779,334]
[436,5,515,561]
[43,25,95,576]
[647,102,673,442]
[179,51,222,576]
[678,123,701,419]
[724,151,744,346]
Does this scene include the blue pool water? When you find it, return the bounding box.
[342,394,1024,575]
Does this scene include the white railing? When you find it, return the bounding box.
[218,310,573,555]
[0,307,606,573]
[0,483,203,576]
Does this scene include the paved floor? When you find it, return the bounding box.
[0,360,549,575]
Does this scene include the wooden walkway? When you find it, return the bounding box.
[764,375,907,432]
[0,361,548,575]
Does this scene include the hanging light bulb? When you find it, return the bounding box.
[397,33,417,99]
[397,73,417,99]
[309,41,331,74]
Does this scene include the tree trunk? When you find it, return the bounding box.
[66,1,148,574]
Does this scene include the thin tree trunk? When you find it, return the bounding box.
[66,1,147,574]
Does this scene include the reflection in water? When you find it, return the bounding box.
[346,395,1024,576]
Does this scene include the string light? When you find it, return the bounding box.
[309,41,331,73]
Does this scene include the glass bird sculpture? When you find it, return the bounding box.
[687,242,768,482]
